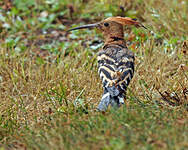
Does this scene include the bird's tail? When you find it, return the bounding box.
[97,90,111,111]
[97,86,125,111]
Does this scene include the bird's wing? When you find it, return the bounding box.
[97,46,135,95]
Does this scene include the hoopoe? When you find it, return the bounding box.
[68,17,147,111]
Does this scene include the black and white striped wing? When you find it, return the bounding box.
[97,47,134,95]
[115,54,134,92]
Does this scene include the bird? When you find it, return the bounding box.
[68,17,147,111]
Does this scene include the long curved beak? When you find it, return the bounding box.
[67,23,99,32]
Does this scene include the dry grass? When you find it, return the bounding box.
[0,0,187,149]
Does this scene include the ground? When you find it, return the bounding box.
[0,0,187,149]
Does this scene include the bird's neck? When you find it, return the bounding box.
[103,32,126,47]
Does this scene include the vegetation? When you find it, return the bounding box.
[0,0,187,149]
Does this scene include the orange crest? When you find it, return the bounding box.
[104,17,147,29]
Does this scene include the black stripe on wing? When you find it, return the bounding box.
[98,59,114,65]
[116,62,134,91]
[99,68,113,80]
[118,61,134,73]
[103,64,116,72]
[97,53,116,65]
[117,83,128,92]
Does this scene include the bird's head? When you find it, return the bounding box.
[68,17,147,45]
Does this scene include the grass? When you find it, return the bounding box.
[0,0,187,149]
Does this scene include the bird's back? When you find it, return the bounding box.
[97,44,135,111]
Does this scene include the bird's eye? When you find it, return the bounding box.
[104,22,109,27]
